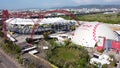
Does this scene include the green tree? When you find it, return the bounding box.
[47,45,90,68]
[43,31,50,40]
[2,40,21,54]
[26,38,33,43]
[0,31,4,37]
[102,64,108,68]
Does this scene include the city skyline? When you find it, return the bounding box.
[0,0,120,9]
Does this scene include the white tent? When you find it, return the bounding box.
[71,22,119,47]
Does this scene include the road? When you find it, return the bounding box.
[117,60,120,68]
[15,34,43,45]
[0,48,22,68]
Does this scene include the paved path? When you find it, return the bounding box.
[117,61,120,68]
[0,48,23,68]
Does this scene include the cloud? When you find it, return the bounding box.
[72,0,120,4]
[42,2,62,8]
[104,0,120,2]
[72,0,93,4]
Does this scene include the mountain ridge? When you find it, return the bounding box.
[53,4,120,9]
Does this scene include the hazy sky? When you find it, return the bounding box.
[0,0,120,9]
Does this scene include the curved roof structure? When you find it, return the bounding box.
[71,22,119,47]
[5,17,67,25]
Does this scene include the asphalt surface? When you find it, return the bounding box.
[0,48,22,68]
[117,61,120,68]
[15,34,43,44]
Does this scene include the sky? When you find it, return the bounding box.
[0,0,120,9]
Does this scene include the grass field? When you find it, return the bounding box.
[62,13,120,24]
[47,45,90,68]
